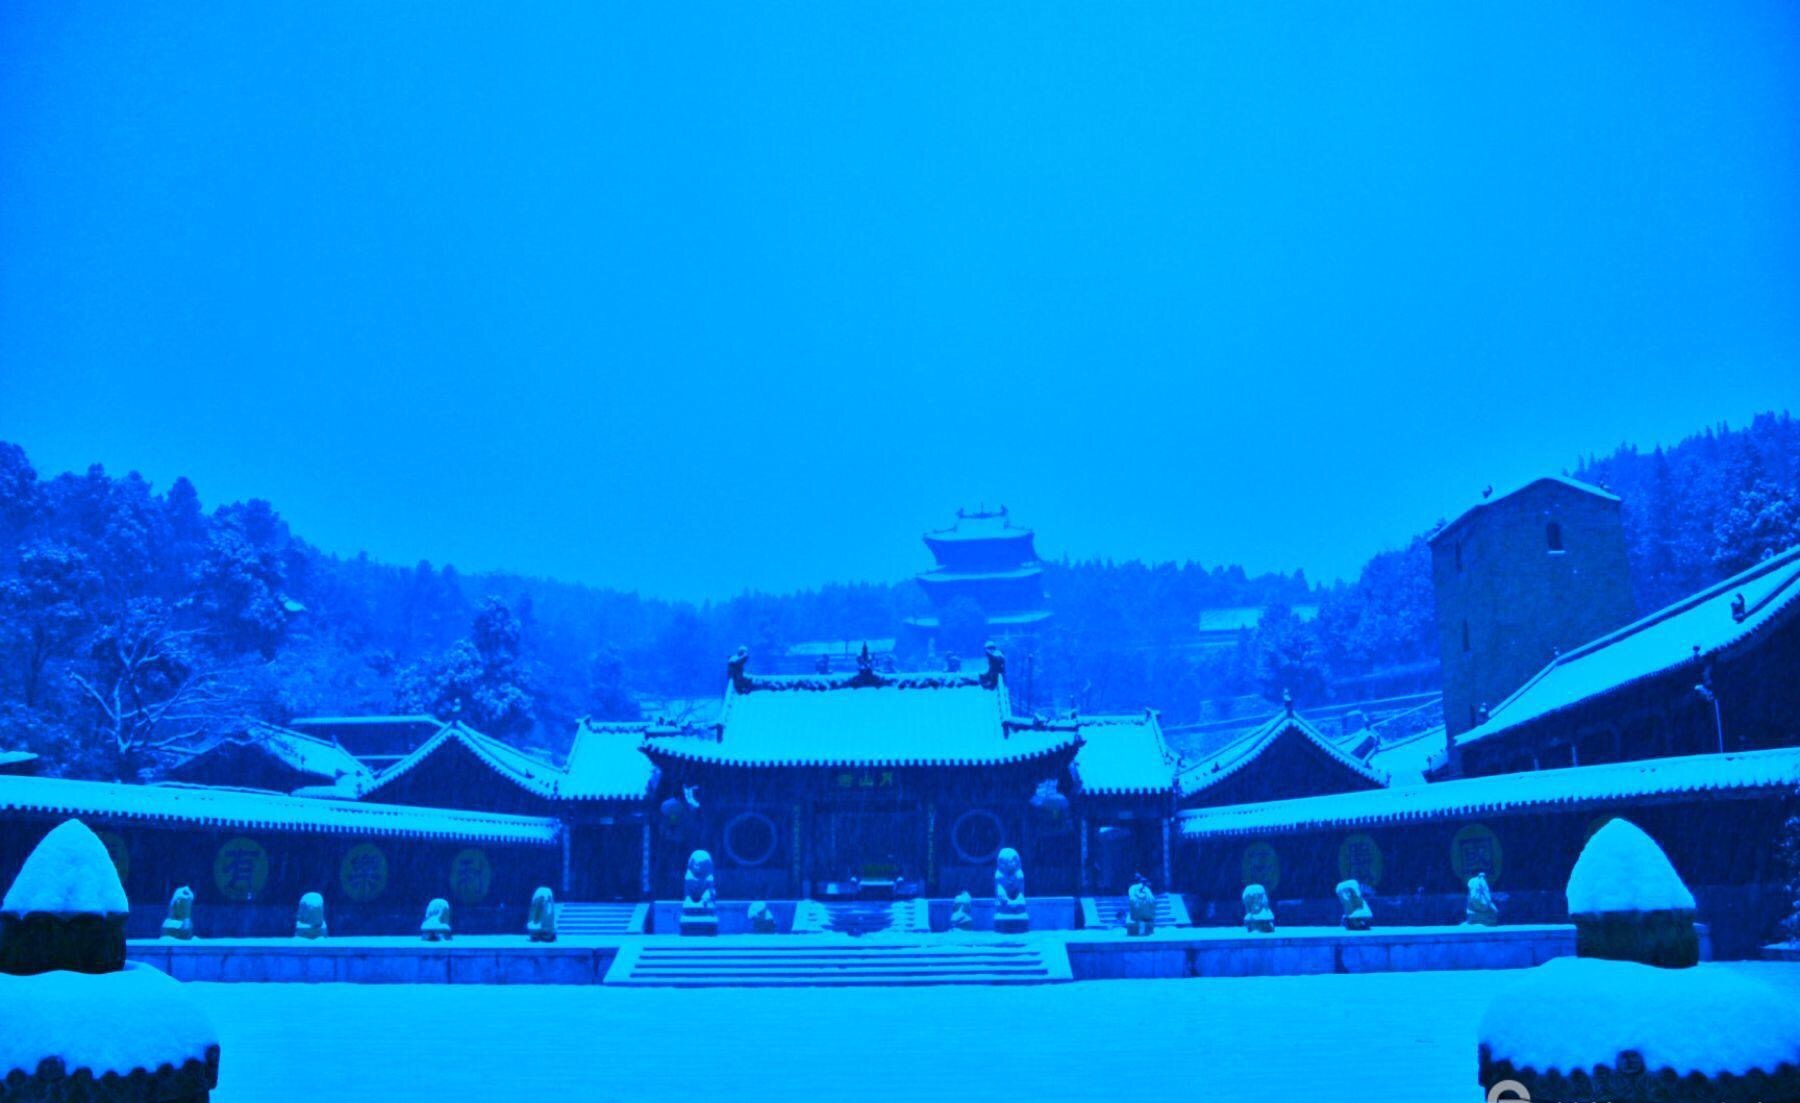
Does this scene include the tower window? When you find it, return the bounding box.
[1461,620,1470,652]
[1546,522,1564,552]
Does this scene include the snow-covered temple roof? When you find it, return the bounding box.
[1177,709,1388,798]
[646,671,1081,768]
[562,720,659,800]
[1430,475,1620,544]
[1069,711,1177,795]
[361,721,566,800]
[181,723,372,791]
[0,775,561,844]
[1457,544,1800,749]
[1179,746,1800,840]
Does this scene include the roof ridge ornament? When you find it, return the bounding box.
[727,647,751,694]
[1283,689,1294,718]
[980,642,1006,690]
[1731,592,1747,622]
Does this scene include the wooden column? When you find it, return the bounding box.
[560,822,573,898]
[639,820,651,898]
[1160,816,1173,891]
[1079,815,1090,893]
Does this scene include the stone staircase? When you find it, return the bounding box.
[555,902,647,936]
[1080,893,1191,930]
[604,938,1072,987]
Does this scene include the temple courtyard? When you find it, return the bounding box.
[190,963,1800,1102]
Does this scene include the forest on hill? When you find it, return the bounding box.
[0,410,1794,778]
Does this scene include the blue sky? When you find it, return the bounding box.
[2,3,1796,600]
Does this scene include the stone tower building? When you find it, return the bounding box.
[1430,476,1637,750]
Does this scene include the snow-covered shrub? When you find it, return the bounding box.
[1567,818,1698,968]
[0,819,129,975]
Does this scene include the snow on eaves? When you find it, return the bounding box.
[1458,544,1800,749]
[1070,712,1178,795]
[0,775,560,845]
[1177,710,1388,798]
[1179,746,1800,839]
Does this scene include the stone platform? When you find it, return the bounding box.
[125,923,1575,986]
[128,935,621,985]
[1063,923,1575,979]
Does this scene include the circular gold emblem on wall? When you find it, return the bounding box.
[339,843,389,903]
[1241,841,1281,892]
[95,829,130,884]
[213,836,269,901]
[1337,833,1383,888]
[1451,823,1504,884]
[450,848,492,904]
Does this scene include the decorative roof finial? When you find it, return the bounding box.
[857,641,873,673]
[1282,689,1294,718]
[1482,484,1493,499]
[980,641,1007,689]
[727,646,751,693]
[1730,592,1747,623]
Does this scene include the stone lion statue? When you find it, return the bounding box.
[528,886,557,942]
[421,897,453,941]
[993,847,1029,933]
[1464,872,1499,926]
[294,891,327,939]
[1336,879,1373,931]
[949,890,974,931]
[1242,883,1275,933]
[684,850,716,912]
[161,885,195,940]
[1126,876,1157,936]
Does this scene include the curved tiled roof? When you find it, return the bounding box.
[645,673,1081,768]
[563,720,658,800]
[0,776,560,845]
[1177,710,1389,798]
[1179,746,1800,840]
[361,722,566,800]
[1070,712,1177,796]
[1457,544,1800,748]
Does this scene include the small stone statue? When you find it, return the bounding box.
[527,886,556,942]
[161,885,195,940]
[994,847,1028,934]
[421,897,453,941]
[1242,884,1275,933]
[680,850,718,936]
[949,891,974,932]
[1126,874,1157,936]
[1337,879,1373,931]
[1464,872,1499,926]
[748,900,777,934]
[294,892,327,939]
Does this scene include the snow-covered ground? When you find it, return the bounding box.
[188,964,1800,1103]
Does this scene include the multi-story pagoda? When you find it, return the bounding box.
[907,506,1051,643]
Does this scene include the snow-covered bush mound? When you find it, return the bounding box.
[1,819,128,917]
[1480,958,1800,1089]
[1567,818,1696,915]
[0,962,218,1081]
